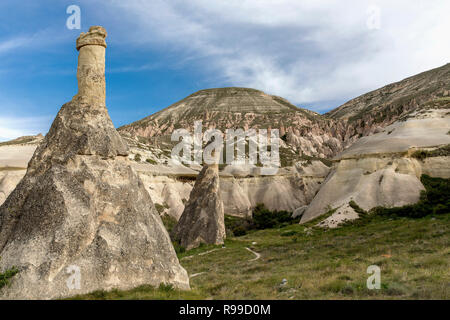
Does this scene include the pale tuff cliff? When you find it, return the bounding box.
[301,108,450,227]
[0,26,189,299]
[298,64,450,227]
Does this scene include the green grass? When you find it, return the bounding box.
[71,175,450,300]
[161,213,177,233]
[72,211,449,299]
[70,283,204,300]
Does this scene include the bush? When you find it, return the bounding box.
[146,158,157,165]
[134,153,142,162]
[411,144,450,160]
[172,242,185,255]
[224,215,253,237]
[371,175,449,218]
[154,203,169,215]
[161,214,177,233]
[225,204,298,237]
[252,204,292,229]
[0,265,19,289]
[349,200,367,215]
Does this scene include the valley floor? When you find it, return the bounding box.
[73,212,449,300]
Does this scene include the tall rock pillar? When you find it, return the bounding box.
[0,26,190,299]
[75,26,107,105]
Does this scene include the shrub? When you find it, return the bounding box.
[252,204,292,229]
[146,158,157,165]
[0,265,19,289]
[411,144,450,160]
[225,204,298,237]
[371,175,449,218]
[349,200,367,215]
[161,214,177,233]
[134,153,142,162]
[224,215,253,237]
[158,283,174,292]
[154,203,166,214]
[172,242,185,254]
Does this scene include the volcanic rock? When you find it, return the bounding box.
[172,159,225,250]
[0,26,189,299]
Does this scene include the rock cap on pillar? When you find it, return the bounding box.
[76,26,107,50]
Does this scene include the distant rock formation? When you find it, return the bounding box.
[119,87,352,159]
[301,108,450,227]
[0,26,189,299]
[172,151,225,250]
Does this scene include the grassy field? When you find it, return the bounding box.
[73,211,450,300]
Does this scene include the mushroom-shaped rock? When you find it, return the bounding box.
[0,26,189,299]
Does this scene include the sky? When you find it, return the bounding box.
[0,0,449,141]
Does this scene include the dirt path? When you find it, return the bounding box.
[181,248,219,261]
[245,247,261,261]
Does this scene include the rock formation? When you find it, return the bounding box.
[0,134,43,207]
[172,150,226,250]
[119,87,352,159]
[301,108,450,227]
[0,26,189,299]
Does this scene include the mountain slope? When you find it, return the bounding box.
[119,87,348,159]
[327,63,450,128]
[120,87,320,135]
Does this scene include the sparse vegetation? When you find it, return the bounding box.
[161,214,177,233]
[134,153,142,162]
[411,144,450,160]
[0,264,19,290]
[70,283,203,300]
[154,203,169,215]
[146,158,157,165]
[0,136,37,147]
[349,200,367,215]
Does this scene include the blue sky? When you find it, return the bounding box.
[1,0,449,141]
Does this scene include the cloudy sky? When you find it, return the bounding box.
[0,0,449,140]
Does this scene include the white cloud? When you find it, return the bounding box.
[85,0,450,110]
[0,37,30,54]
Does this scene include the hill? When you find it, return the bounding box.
[327,63,450,134]
[119,87,348,160]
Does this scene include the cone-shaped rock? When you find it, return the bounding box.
[0,26,189,299]
[172,157,225,250]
